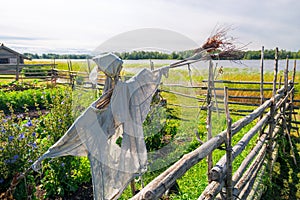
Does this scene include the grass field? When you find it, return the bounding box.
[2,59,299,199]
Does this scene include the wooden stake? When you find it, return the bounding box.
[207,60,213,183]
[224,87,233,200]
[260,46,264,135]
[284,56,289,93]
[282,57,289,128]
[267,47,279,180]
[279,75,282,89]
[272,48,279,97]
[291,60,299,136]
[260,46,264,105]
[130,180,137,196]
[16,57,20,81]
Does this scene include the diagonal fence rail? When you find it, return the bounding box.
[130,48,298,200]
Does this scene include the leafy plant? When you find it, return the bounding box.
[0,85,92,199]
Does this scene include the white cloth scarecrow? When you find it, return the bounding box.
[32,53,169,200]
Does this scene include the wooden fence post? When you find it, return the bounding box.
[279,75,282,89]
[260,46,264,105]
[207,60,213,182]
[260,46,264,135]
[284,56,289,93]
[282,56,289,120]
[224,87,233,200]
[272,48,279,97]
[291,60,299,136]
[267,47,279,179]
[282,57,297,166]
[150,59,154,71]
[16,57,20,81]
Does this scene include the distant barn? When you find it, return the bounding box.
[0,43,31,64]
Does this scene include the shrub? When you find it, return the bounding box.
[0,85,92,199]
[0,86,59,114]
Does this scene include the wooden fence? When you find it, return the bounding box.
[0,51,298,199]
[0,61,106,88]
[129,48,298,199]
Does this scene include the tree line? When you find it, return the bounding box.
[24,49,300,60]
[243,49,300,59]
[23,53,92,60]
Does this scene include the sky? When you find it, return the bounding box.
[0,0,299,54]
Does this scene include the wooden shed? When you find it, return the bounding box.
[0,43,31,64]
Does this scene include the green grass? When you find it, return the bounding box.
[261,134,300,199]
[2,60,299,199]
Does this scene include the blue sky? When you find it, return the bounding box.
[0,0,299,53]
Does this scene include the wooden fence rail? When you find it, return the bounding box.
[130,48,298,199]
[0,63,107,88]
[131,84,291,199]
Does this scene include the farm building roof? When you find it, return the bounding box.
[0,43,31,60]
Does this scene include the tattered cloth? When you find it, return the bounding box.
[32,54,169,200]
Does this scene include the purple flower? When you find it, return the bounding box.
[17,114,24,119]
[1,128,5,133]
[61,163,65,167]
[31,142,37,149]
[24,120,33,127]
[13,155,19,160]
[4,159,11,164]
[8,136,14,142]
[0,147,4,151]
[0,178,4,184]
[5,116,11,120]
[32,132,36,137]
[18,133,25,140]
[28,160,33,163]
[2,119,7,123]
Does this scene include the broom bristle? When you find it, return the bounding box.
[199,26,245,60]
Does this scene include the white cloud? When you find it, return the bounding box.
[0,0,299,53]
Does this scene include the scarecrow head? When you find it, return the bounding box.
[92,53,123,78]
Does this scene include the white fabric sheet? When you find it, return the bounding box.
[32,59,169,199]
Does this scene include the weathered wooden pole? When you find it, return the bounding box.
[259,46,265,135]
[282,56,289,130]
[150,59,154,71]
[272,48,279,97]
[51,58,56,85]
[284,56,289,94]
[269,47,279,135]
[224,87,233,200]
[207,60,213,182]
[16,57,20,81]
[260,46,264,106]
[292,60,297,85]
[130,180,137,196]
[267,47,279,179]
[291,60,299,136]
[282,56,297,166]
[279,75,282,89]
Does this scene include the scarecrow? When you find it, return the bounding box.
[32,53,170,199]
